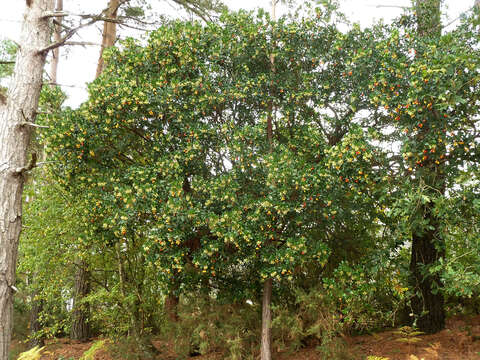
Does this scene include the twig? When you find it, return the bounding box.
[18,122,49,129]
[37,161,59,167]
[63,41,101,46]
[374,5,410,9]
[47,82,86,89]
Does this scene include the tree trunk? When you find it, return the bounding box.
[165,293,179,322]
[260,4,276,359]
[409,202,445,333]
[95,0,120,78]
[71,260,90,341]
[260,278,272,360]
[49,0,63,84]
[416,0,441,37]
[0,1,54,358]
[408,0,446,334]
[28,290,44,348]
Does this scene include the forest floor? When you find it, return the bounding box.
[11,315,480,360]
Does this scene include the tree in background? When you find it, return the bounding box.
[364,1,480,333]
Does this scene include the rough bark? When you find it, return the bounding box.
[0,1,54,359]
[50,0,63,84]
[95,0,120,78]
[408,0,446,334]
[260,278,273,360]
[71,260,90,341]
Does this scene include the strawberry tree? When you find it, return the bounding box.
[42,6,388,348]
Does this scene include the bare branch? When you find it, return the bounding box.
[47,82,86,89]
[64,41,101,46]
[37,161,60,167]
[41,10,69,18]
[37,13,153,54]
[374,5,409,9]
[36,18,98,54]
[171,0,211,22]
[18,122,50,129]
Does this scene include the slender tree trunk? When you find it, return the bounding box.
[260,3,277,359]
[28,290,44,348]
[409,202,445,333]
[0,1,54,358]
[260,278,273,360]
[28,272,45,348]
[408,0,446,334]
[95,0,120,78]
[50,0,63,84]
[71,260,90,341]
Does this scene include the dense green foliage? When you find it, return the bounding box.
[12,1,480,358]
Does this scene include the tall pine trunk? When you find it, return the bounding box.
[50,0,63,84]
[0,1,54,358]
[71,260,90,341]
[409,0,446,334]
[95,0,119,78]
[28,289,44,348]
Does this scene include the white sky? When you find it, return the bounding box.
[0,0,475,107]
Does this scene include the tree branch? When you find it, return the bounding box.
[13,152,37,176]
[18,122,50,129]
[171,0,211,22]
[64,41,102,47]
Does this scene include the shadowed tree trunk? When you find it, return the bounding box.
[165,292,179,322]
[409,200,445,333]
[260,278,272,360]
[71,260,90,341]
[28,288,44,348]
[0,1,54,358]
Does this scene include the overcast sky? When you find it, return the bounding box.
[0,0,474,107]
